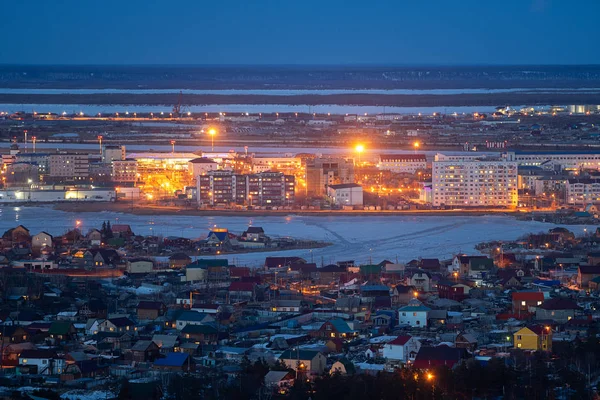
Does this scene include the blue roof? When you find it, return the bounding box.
[154,352,189,367]
[208,231,228,241]
[328,319,354,333]
[176,311,210,322]
[361,285,390,292]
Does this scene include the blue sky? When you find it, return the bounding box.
[1,0,598,65]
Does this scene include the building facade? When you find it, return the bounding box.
[112,159,138,183]
[378,154,427,174]
[566,179,600,205]
[49,153,90,182]
[326,183,363,206]
[432,153,517,207]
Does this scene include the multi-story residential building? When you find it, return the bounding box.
[306,158,354,197]
[432,153,517,207]
[112,159,138,183]
[188,157,218,178]
[48,153,89,182]
[14,153,50,180]
[514,151,600,171]
[102,145,126,163]
[566,178,600,205]
[378,154,427,174]
[251,156,301,175]
[197,171,294,207]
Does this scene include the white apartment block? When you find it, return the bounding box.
[378,154,427,174]
[515,152,600,171]
[566,179,600,205]
[432,153,518,207]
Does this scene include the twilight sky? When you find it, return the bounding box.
[1,0,598,65]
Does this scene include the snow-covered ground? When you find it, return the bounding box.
[0,206,587,268]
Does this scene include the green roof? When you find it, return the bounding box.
[181,324,218,334]
[399,304,431,312]
[469,258,494,271]
[280,349,321,360]
[187,259,229,269]
[360,265,381,275]
[49,321,74,335]
[327,319,354,334]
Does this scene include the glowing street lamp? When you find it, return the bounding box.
[413,141,420,153]
[208,128,217,152]
[32,136,37,153]
[171,140,176,154]
[97,135,103,155]
[355,144,364,165]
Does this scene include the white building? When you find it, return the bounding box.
[102,145,126,163]
[566,179,600,205]
[382,335,421,363]
[188,157,219,178]
[398,299,430,327]
[19,350,65,375]
[378,154,427,174]
[48,153,89,181]
[251,156,300,174]
[432,153,517,207]
[327,183,363,206]
[514,152,600,171]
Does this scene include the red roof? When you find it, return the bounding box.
[229,267,250,278]
[111,224,132,233]
[388,335,412,346]
[512,291,544,301]
[228,282,255,292]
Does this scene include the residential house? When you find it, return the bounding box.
[0,326,29,344]
[535,298,581,323]
[131,340,160,362]
[264,370,295,392]
[279,349,326,375]
[137,301,167,320]
[83,249,120,268]
[169,253,192,269]
[31,232,53,250]
[513,325,552,351]
[391,285,417,306]
[127,258,154,274]
[413,345,469,369]
[111,224,134,238]
[87,229,102,246]
[2,225,31,247]
[153,352,194,372]
[455,333,478,351]
[175,311,215,330]
[398,299,430,327]
[180,324,219,344]
[330,358,356,375]
[335,297,362,313]
[270,300,305,313]
[419,258,441,271]
[318,264,348,284]
[98,317,137,334]
[408,270,432,292]
[578,265,600,288]
[48,321,77,343]
[382,335,421,363]
[228,282,255,301]
[19,349,65,375]
[437,280,470,301]
[242,226,266,242]
[512,291,545,314]
[311,319,357,340]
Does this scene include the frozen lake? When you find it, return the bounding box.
[0,206,586,268]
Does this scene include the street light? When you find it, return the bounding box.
[97,135,103,155]
[413,141,420,153]
[171,140,176,154]
[208,128,217,152]
[355,144,364,165]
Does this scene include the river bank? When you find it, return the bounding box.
[51,202,518,218]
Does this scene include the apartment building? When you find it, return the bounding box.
[566,178,600,205]
[112,159,138,183]
[432,153,518,207]
[48,153,89,182]
[515,152,600,171]
[102,145,126,163]
[378,154,427,174]
[306,158,354,197]
[197,171,294,207]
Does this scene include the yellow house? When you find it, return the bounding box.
[513,325,552,351]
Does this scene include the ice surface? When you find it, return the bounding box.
[0,206,586,268]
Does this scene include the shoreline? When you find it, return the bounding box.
[50,202,519,218]
[2,92,600,107]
